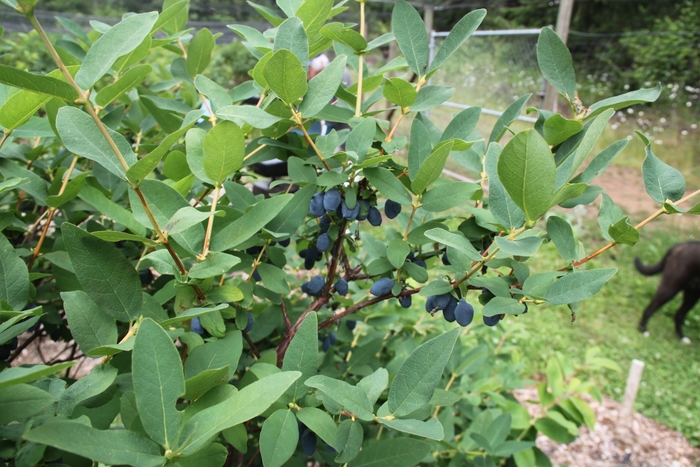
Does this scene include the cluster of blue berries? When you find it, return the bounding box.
[309,188,384,226]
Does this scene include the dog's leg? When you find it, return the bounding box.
[638,285,681,333]
[674,289,700,340]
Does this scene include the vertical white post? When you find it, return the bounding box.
[619,359,645,423]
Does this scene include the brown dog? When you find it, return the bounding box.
[636,241,700,342]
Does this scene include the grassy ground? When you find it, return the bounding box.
[504,219,700,445]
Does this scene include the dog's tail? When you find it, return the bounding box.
[634,252,669,276]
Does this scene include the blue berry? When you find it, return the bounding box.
[335,277,348,296]
[425,295,437,313]
[434,294,452,310]
[317,232,331,252]
[278,238,291,247]
[346,320,356,330]
[304,245,318,270]
[367,206,382,226]
[139,269,153,286]
[310,192,325,217]
[442,252,451,265]
[454,300,474,326]
[341,201,360,220]
[370,277,394,296]
[252,269,261,282]
[413,259,427,269]
[244,312,254,333]
[301,428,317,456]
[443,297,457,322]
[328,332,337,345]
[322,335,331,352]
[323,188,342,212]
[483,314,501,327]
[319,214,331,233]
[357,200,370,221]
[385,199,402,219]
[306,275,325,295]
[398,294,412,308]
[522,303,528,314]
[191,317,205,335]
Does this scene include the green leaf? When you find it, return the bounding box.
[56,106,137,181]
[260,409,299,467]
[296,407,337,448]
[0,235,29,310]
[407,118,432,181]
[202,120,245,185]
[411,85,454,112]
[544,268,618,305]
[345,117,376,163]
[638,131,686,203]
[570,396,595,430]
[412,140,456,194]
[154,0,189,34]
[249,1,284,27]
[489,94,531,144]
[159,304,230,327]
[546,216,577,263]
[46,172,89,208]
[264,49,308,104]
[392,0,429,76]
[133,318,184,449]
[296,0,333,38]
[0,384,54,425]
[216,105,284,128]
[195,75,233,111]
[274,17,308,69]
[421,181,480,212]
[305,375,374,421]
[587,83,661,120]
[75,12,158,90]
[442,107,482,142]
[484,142,525,229]
[560,109,614,186]
[546,358,564,398]
[335,419,363,463]
[62,223,141,322]
[482,296,525,317]
[164,206,218,236]
[349,438,431,467]
[211,194,292,251]
[187,27,216,78]
[190,252,241,279]
[424,228,482,261]
[0,65,78,101]
[388,328,459,417]
[356,368,389,406]
[299,55,347,118]
[177,443,228,467]
[608,216,639,246]
[61,290,117,355]
[184,329,242,380]
[387,238,411,269]
[179,371,301,456]
[534,416,576,443]
[536,27,576,102]
[266,184,316,236]
[494,236,542,257]
[184,367,230,402]
[575,139,627,184]
[24,419,165,467]
[57,364,118,417]
[282,311,318,400]
[363,167,412,205]
[380,417,444,440]
[498,129,555,222]
[427,9,486,73]
[0,362,75,389]
[543,114,582,146]
[96,64,152,107]
[383,77,417,108]
[79,184,146,236]
[320,23,367,52]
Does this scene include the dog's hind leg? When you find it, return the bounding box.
[674,288,700,340]
[638,283,682,333]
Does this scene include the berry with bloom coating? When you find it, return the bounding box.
[483,314,501,327]
[385,199,401,219]
[341,201,360,220]
[323,188,342,212]
[454,300,474,326]
[443,297,457,322]
[191,317,205,335]
[335,277,348,296]
[367,207,382,226]
[398,294,412,308]
[309,192,325,217]
[370,277,394,296]
[317,232,331,252]
[244,312,254,332]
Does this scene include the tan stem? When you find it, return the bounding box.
[292,109,332,171]
[200,184,221,259]
[355,1,366,117]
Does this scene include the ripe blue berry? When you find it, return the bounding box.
[317,232,331,252]
[522,303,528,314]
[323,188,342,212]
[398,294,412,308]
[306,275,325,295]
[310,192,325,217]
[328,332,337,345]
[425,295,437,313]
[385,199,401,219]
[341,201,360,220]
[483,314,501,327]
[244,312,254,333]
[367,206,382,226]
[304,245,319,270]
[370,277,394,296]
[413,259,427,269]
[442,252,451,265]
[335,277,348,296]
[319,214,331,233]
[139,269,153,286]
[357,200,370,221]
[252,269,261,282]
[443,297,457,322]
[300,428,317,456]
[346,320,356,330]
[322,335,331,352]
[454,299,474,327]
[191,317,205,335]
[278,238,291,247]
[435,294,452,311]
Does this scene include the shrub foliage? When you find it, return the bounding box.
[0,0,693,466]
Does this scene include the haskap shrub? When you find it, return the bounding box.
[0,0,692,466]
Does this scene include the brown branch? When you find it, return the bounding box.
[7,329,42,364]
[280,299,292,332]
[318,287,423,329]
[243,331,261,359]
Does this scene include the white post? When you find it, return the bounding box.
[619,359,645,423]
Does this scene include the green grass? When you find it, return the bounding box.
[506,220,700,445]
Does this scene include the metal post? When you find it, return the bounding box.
[542,0,575,112]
